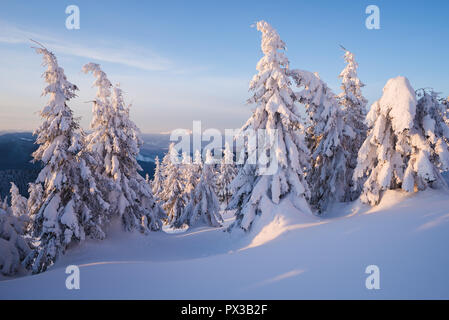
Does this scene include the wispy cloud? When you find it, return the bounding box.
[0,20,173,71]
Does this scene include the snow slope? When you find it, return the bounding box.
[1,189,449,299]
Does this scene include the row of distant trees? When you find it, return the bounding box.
[150,142,237,229]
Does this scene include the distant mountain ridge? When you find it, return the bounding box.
[0,132,170,200]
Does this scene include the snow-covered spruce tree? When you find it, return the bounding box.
[193,149,203,177]
[176,150,223,228]
[216,142,237,204]
[0,204,31,276]
[26,47,86,273]
[151,156,164,200]
[337,48,368,198]
[228,21,312,232]
[290,69,350,213]
[353,76,449,206]
[181,152,195,198]
[83,64,164,232]
[9,183,27,218]
[159,143,187,225]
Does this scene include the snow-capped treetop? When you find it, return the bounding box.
[193,149,203,167]
[256,20,287,60]
[338,49,367,112]
[167,143,182,165]
[376,76,417,133]
[205,149,214,166]
[35,46,78,102]
[182,152,191,165]
[245,20,302,130]
[83,64,142,182]
[160,143,174,172]
[337,48,367,136]
[222,142,234,164]
[82,62,115,161]
[82,63,112,106]
[32,47,81,179]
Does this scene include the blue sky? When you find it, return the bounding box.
[0,0,448,133]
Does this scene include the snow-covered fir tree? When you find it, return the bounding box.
[193,149,203,177]
[26,183,43,224]
[83,63,164,232]
[354,76,449,205]
[26,46,87,273]
[159,143,187,225]
[228,21,312,232]
[9,183,27,218]
[0,204,31,275]
[151,156,164,200]
[176,150,223,228]
[216,142,237,204]
[181,152,195,198]
[290,69,350,213]
[337,48,368,198]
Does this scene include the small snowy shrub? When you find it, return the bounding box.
[0,204,31,276]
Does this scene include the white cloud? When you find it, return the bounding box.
[0,20,173,71]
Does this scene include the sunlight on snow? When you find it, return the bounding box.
[242,269,306,291]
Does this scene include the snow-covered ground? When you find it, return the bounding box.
[1,189,449,299]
